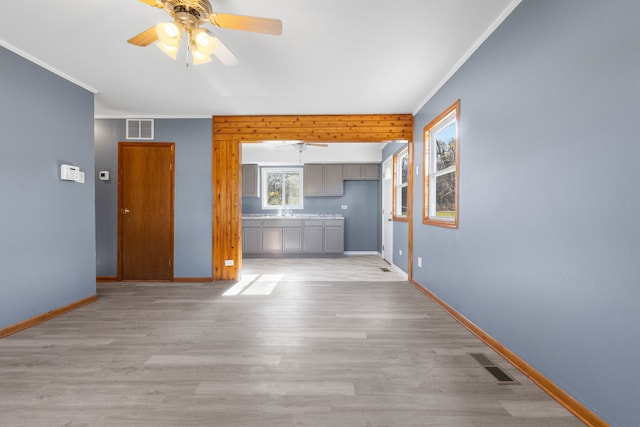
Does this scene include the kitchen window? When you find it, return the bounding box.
[423,100,460,228]
[261,167,304,210]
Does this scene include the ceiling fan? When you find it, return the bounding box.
[267,141,329,151]
[127,0,283,66]
[273,141,329,163]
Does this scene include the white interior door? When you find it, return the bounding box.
[382,157,393,264]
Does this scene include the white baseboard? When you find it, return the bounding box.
[344,251,381,256]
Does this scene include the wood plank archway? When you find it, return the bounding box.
[212,114,414,281]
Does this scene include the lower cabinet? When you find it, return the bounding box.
[243,217,343,256]
[283,227,302,253]
[324,220,345,253]
[262,227,283,253]
[303,220,324,253]
[242,220,263,255]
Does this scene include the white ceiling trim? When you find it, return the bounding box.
[412,0,522,115]
[0,39,98,94]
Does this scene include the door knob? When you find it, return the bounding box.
[121,208,130,215]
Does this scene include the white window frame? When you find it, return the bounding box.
[261,167,304,210]
[393,147,409,221]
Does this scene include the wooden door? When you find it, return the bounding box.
[118,143,175,281]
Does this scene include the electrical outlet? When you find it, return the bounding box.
[341,205,348,210]
[418,257,422,268]
[224,260,234,266]
[399,249,402,256]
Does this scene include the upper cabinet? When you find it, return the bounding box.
[342,164,380,180]
[323,165,344,196]
[248,163,381,199]
[242,164,259,197]
[304,164,344,197]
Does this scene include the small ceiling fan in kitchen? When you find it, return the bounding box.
[127,0,283,66]
[266,141,329,163]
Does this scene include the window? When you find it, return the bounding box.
[423,100,460,228]
[261,167,304,210]
[393,146,409,221]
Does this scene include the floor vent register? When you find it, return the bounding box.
[469,353,518,384]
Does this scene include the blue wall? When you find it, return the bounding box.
[0,47,96,329]
[243,174,381,252]
[95,119,212,278]
[410,1,640,425]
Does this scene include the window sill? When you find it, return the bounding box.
[423,217,458,229]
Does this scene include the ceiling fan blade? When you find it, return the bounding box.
[212,37,239,66]
[138,0,164,8]
[210,13,283,36]
[127,26,159,46]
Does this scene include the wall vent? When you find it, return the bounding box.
[126,119,154,140]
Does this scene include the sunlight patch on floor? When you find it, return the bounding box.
[223,274,283,296]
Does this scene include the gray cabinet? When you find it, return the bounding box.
[242,164,259,197]
[262,227,283,253]
[342,164,380,180]
[283,227,302,253]
[303,219,324,253]
[361,164,380,180]
[342,164,362,180]
[242,217,343,257]
[323,164,344,196]
[324,219,345,253]
[263,219,303,254]
[303,164,324,196]
[242,220,262,254]
[304,164,344,197]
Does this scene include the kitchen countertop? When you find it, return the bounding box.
[242,214,343,219]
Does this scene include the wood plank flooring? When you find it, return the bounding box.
[0,256,583,426]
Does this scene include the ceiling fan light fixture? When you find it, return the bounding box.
[191,43,213,64]
[156,41,180,59]
[192,28,217,56]
[156,21,183,47]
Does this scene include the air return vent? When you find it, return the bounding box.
[126,119,154,140]
[469,353,518,384]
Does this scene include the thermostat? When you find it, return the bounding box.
[99,171,110,181]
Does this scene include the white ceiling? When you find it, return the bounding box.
[0,0,519,118]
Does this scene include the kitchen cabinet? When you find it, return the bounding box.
[361,164,380,180]
[304,164,344,196]
[283,227,302,253]
[242,220,262,254]
[263,219,303,254]
[324,219,345,253]
[242,164,259,197]
[242,216,343,257]
[302,219,324,253]
[323,164,344,196]
[262,227,283,253]
[342,164,380,180]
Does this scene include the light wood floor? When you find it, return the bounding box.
[0,256,582,426]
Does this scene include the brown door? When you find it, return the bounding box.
[118,143,175,281]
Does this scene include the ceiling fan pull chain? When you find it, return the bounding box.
[186,37,192,68]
